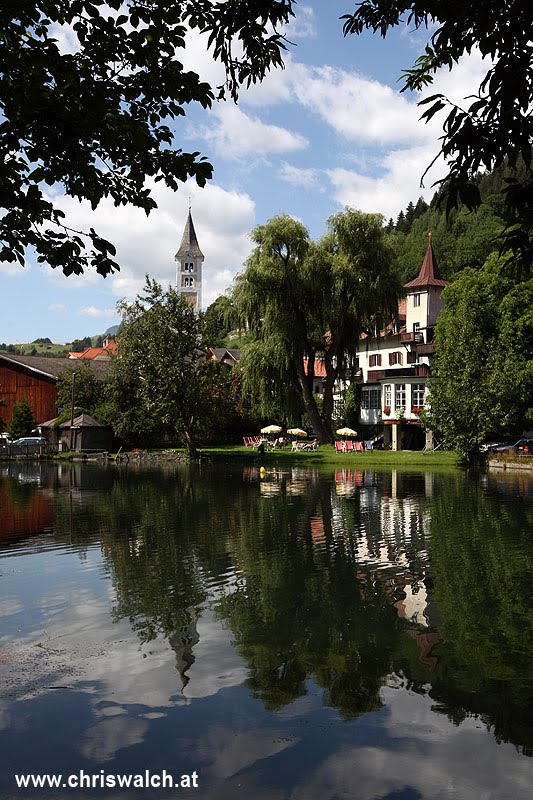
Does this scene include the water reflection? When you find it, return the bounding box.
[1,462,533,797]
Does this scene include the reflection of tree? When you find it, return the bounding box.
[217,475,403,719]
[418,475,533,754]
[49,466,230,642]
[22,461,533,754]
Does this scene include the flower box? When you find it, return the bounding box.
[411,406,423,414]
[383,407,391,415]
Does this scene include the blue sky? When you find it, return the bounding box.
[0,1,487,345]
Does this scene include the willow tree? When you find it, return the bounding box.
[232,210,402,443]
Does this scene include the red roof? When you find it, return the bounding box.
[68,341,117,360]
[404,236,449,289]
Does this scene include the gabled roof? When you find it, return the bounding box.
[208,347,241,364]
[175,209,204,259]
[59,413,107,429]
[0,354,111,380]
[404,234,449,289]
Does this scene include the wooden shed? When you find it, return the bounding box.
[59,413,113,452]
[0,356,57,428]
[0,355,111,429]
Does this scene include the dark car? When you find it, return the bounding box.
[491,438,533,454]
[11,437,50,452]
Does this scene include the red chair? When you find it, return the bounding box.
[354,441,363,452]
[335,440,344,453]
[345,440,354,452]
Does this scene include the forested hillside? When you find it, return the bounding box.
[386,163,525,282]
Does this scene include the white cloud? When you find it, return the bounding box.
[79,306,117,318]
[327,141,442,220]
[284,4,317,40]
[292,62,426,145]
[199,105,308,160]
[48,303,66,313]
[44,180,256,310]
[279,163,323,191]
[0,261,30,277]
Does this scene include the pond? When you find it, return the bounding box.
[1,461,533,799]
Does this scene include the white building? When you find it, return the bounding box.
[355,235,449,450]
[175,209,204,313]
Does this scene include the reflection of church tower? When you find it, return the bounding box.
[175,209,204,313]
[169,611,200,692]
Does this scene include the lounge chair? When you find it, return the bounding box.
[345,440,354,452]
[335,440,344,453]
[354,441,363,452]
[364,440,373,451]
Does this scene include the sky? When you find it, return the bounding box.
[0,1,488,345]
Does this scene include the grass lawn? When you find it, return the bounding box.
[199,444,461,470]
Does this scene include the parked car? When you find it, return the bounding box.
[491,438,533,454]
[11,436,50,449]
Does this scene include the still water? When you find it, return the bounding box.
[1,461,533,799]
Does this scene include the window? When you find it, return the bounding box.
[384,384,392,409]
[413,322,420,334]
[395,383,406,410]
[361,388,381,409]
[413,293,421,308]
[369,353,382,367]
[412,383,425,407]
[389,351,403,366]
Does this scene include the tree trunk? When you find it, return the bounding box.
[321,347,338,433]
[183,429,200,460]
[295,361,332,444]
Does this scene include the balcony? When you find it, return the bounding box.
[366,364,430,382]
[401,331,424,345]
[416,343,436,356]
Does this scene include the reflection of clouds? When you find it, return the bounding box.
[80,716,148,764]
[287,687,533,800]
[206,725,299,780]
[183,611,248,699]
[0,598,23,616]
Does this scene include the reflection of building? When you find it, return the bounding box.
[168,612,200,691]
[0,481,54,543]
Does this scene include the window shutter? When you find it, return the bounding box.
[388,352,393,366]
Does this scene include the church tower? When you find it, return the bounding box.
[175,208,204,313]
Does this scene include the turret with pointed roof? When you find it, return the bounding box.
[403,233,448,289]
[404,233,449,330]
[175,208,204,313]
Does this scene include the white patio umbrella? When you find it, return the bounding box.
[287,428,307,437]
[260,424,282,435]
[336,427,357,437]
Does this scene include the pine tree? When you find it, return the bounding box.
[404,201,416,231]
[8,397,36,440]
[396,210,408,234]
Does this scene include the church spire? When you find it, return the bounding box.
[176,208,204,260]
[175,208,204,313]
